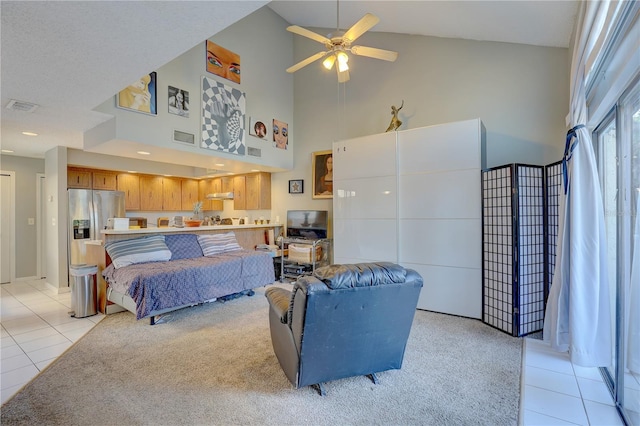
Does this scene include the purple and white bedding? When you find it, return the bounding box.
[103,250,274,319]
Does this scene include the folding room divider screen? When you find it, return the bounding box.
[481,163,552,337]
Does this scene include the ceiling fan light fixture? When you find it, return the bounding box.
[337,51,349,72]
[323,55,336,70]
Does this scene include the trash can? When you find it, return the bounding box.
[69,264,98,318]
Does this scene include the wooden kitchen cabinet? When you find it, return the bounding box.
[245,172,271,210]
[92,170,117,190]
[199,178,223,211]
[221,176,234,193]
[233,175,246,210]
[162,177,182,211]
[181,179,200,211]
[67,168,92,189]
[139,175,164,211]
[117,173,140,210]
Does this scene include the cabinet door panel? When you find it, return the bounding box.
[245,172,271,210]
[199,179,223,211]
[333,132,396,180]
[139,175,163,211]
[67,169,92,189]
[162,177,182,211]
[233,175,246,210]
[181,179,199,211]
[92,171,117,190]
[117,173,140,210]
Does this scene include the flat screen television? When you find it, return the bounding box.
[286,210,328,239]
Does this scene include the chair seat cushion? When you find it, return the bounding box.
[313,262,407,289]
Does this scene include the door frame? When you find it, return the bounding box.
[37,173,46,279]
[1,171,16,283]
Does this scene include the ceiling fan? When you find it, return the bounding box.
[285,5,398,83]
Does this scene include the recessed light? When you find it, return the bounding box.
[1,149,15,153]
[215,163,225,167]
[164,174,172,177]
[22,131,38,136]
[251,169,260,172]
[137,151,151,155]
[127,171,137,173]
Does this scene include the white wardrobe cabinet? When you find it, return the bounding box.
[333,119,486,319]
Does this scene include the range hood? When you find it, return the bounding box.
[205,192,234,200]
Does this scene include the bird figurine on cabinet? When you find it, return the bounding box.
[385,100,404,132]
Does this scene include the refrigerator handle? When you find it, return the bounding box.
[90,192,97,240]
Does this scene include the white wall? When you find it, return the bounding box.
[0,155,44,278]
[271,30,569,227]
[44,146,69,291]
[91,6,294,172]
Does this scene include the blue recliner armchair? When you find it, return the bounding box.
[265,262,423,395]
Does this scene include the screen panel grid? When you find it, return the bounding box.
[545,161,562,303]
[482,164,546,337]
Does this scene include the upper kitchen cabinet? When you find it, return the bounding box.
[139,175,164,211]
[233,175,246,210]
[67,168,92,189]
[245,172,271,210]
[92,170,118,190]
[181,179,200,211]
[199,178,223,211]
[162,177,182,211]
[221,176,234,193]
[117,173,140,211]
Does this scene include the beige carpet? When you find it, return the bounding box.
[1,285,522,425]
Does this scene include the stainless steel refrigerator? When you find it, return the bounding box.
[67,189,126,283]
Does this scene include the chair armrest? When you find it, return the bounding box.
[265,287,291,324]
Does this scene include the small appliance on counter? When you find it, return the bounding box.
[173,216,184,227]
[157,217,170,228]
[128,217,147,228]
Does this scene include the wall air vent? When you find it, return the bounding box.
[6,99,38,113]
[247,147,261,157]
[173,129,195,146]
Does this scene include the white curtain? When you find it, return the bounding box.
[627,189,640,374]
[543,1,613,367]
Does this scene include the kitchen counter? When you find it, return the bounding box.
[101,223,282,235]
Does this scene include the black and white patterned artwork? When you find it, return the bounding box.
[201,76,245,155]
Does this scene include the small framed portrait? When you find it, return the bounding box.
[289,179,304,194]
[312,150,333,199]
[249,117,268,139]
[206,40,241,84]
[117,72,157,115]
[168,86,189,117]
[273,118,288,150]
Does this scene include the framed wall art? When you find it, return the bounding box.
[312,150,333,199]
[273,118,288,150]
[249,117,268,140]
[205,40,241,84]
[289,179,304,194]
[201,76,246,156]
[168,86,189,117]
[117,72,157,115]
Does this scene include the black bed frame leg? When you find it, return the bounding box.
[150,316,156,326]
[367,373,379,385]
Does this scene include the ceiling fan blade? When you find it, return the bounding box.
[343,13,380,43]
[337,68,350,83]
[286,51,329,73]
[287,25,330,45]
[350,45,398,62]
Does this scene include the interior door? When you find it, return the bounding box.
[1,172,15,283]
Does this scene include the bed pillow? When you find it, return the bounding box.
[105,235,172,269]
[197,232,242,256]
[164,234,203,260]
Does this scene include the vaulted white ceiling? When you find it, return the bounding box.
[0,1,578,161]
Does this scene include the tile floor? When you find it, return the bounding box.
[0,279,634,425]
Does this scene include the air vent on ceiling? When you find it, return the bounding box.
[6,99,39,113]
[247,147,261,157]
